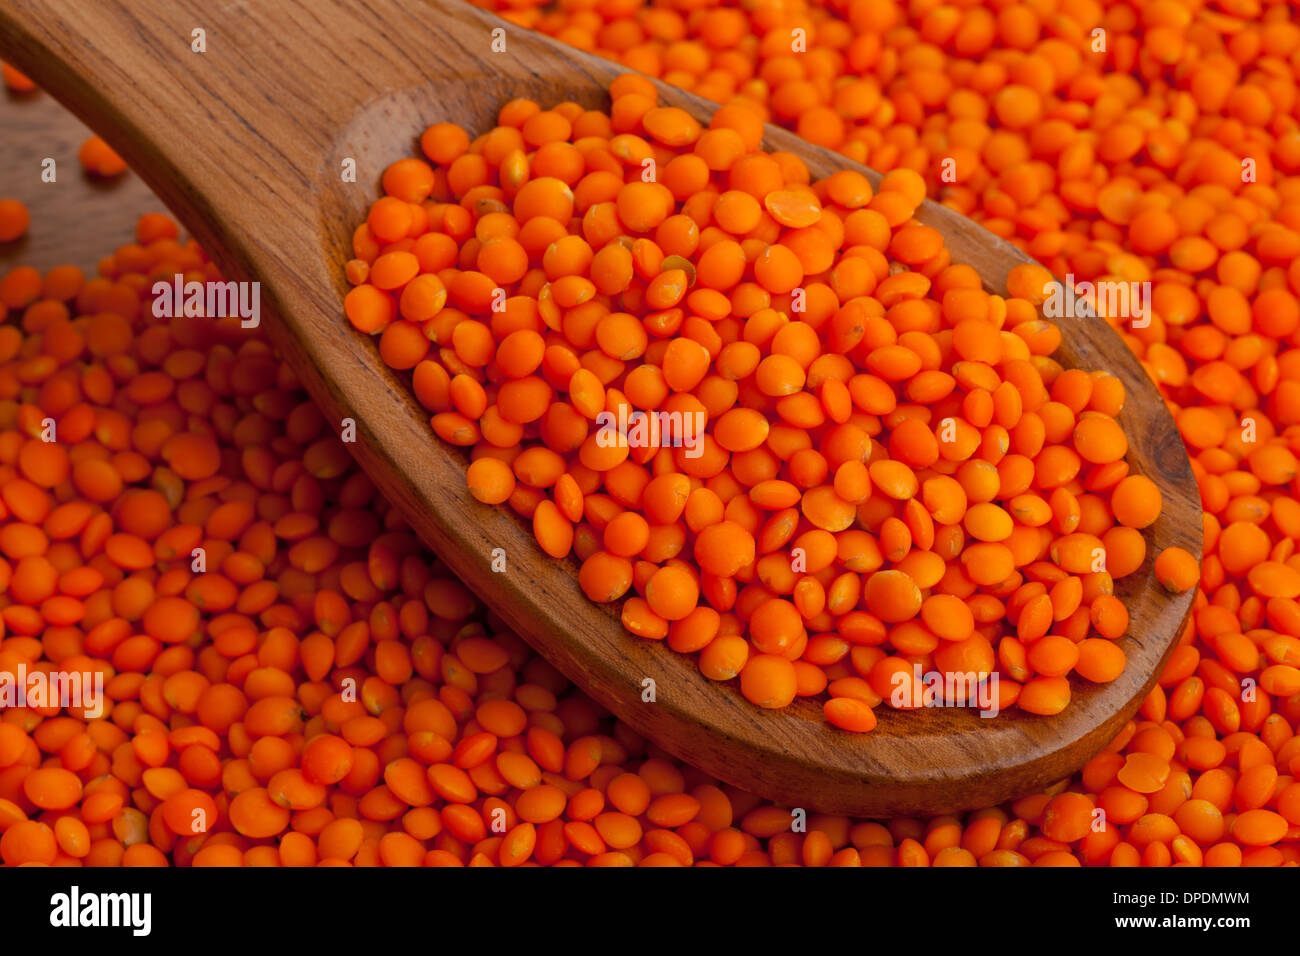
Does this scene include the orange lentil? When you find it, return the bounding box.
[78,135,127,177]
[0,198,30,242]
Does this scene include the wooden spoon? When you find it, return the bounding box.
[0,0,1201,815]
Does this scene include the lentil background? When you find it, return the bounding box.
[1,0,1300,866]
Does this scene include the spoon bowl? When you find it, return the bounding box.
[0,0,1201,814]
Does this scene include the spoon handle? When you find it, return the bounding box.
[0,0,517,242]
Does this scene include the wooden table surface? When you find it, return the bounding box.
[1,80,164,273]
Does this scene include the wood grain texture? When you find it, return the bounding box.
[0,0,1201,815]
[0,85,163,271]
